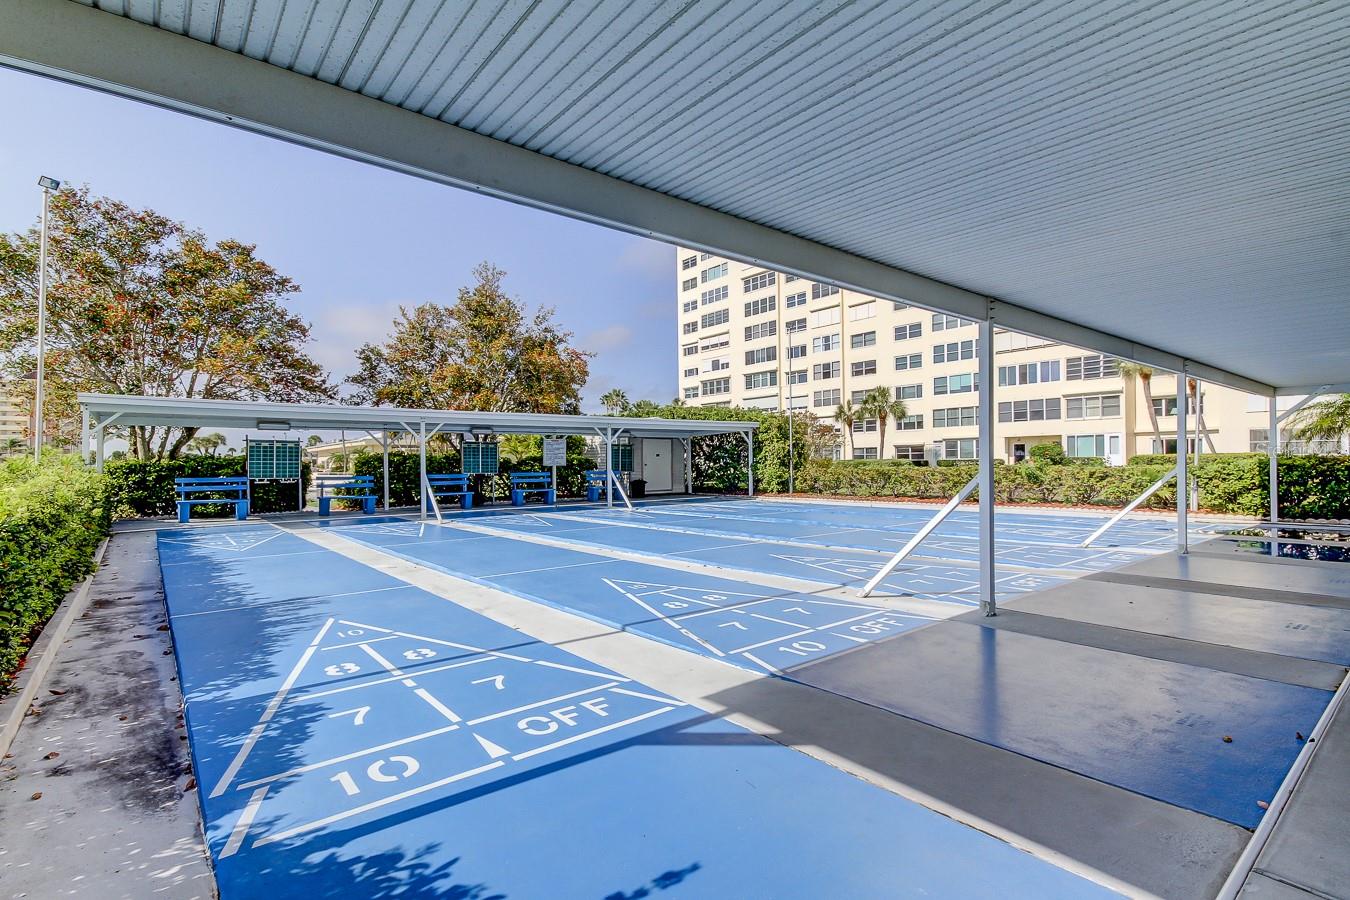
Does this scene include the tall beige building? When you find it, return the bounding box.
[0,390,27,447]
[675,250,1338,462]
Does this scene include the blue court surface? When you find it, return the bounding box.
[322,519,936,674]
[157,525,1118,898]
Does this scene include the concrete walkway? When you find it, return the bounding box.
[0,531,212,899]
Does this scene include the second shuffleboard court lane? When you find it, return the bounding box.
[326,521,940,674]
[156,528,1119,899]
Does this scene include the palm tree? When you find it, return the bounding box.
[859,386,906,460]
[832,399,857,459]
[187,432,228,456]
[1118,362,1162,450]
[1293,393,1350,448]
[0,436,25,458]
[600,389,629,415]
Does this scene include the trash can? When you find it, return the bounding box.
[630,479,646,499]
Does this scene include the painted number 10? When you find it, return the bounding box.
[329,755,420,796]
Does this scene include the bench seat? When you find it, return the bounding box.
[174,477,249,523]
[317,476,377,515]
[509,472,555,507]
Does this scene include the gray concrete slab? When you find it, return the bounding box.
[964,609,1345,691]
[1089,572,1350,611]
[1247,684,1350,899]
[0,531,213,899]
[1005,579,1350,667]
[1105,553,1350,603]
[1238,872,1325,899]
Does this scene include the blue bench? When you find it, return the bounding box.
[174,477,249,523]
[583,469,610,502]
[426,473,474,512]
[510,472,555,506]
[316,475,376,515]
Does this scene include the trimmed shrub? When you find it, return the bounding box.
[104,456,311,518]
[1,455,109,693]
[1028,442,1067,464]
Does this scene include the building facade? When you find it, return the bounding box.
[0,390,27,449]
[675,250,1336,462]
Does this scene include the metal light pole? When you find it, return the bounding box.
[33,176,61,463]
[787,390,795,494]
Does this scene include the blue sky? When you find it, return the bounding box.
[0,67,676,415]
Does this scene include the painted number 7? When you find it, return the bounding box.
[471,675,506,690]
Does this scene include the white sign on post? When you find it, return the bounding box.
[542,438,567,467]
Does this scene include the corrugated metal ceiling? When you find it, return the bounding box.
[76,0,1350,388]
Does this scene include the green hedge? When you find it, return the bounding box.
[787,455,1350,518]
[1,455,109,693]
[351,449,601,506]
[104,456,311,518]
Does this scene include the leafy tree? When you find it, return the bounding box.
[600,389,629,414]
[858,386,905,461]
[348,263,591,415]
[832,400,857,458]
[306,434,324,447]
[1293,394,1350,447]
[0,187,334,458]
[1029,442,1067,464]
[186,432,228,456]
[0,436,25,458]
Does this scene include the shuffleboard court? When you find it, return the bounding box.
[156,526,1118,898]
[322,520,937,673]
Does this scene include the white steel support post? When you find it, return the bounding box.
[418,422,427,521]
[976,318,996,616]
[91,412,119,474]
[381,432,390,510]
[683,438,693,494]
[745,431,754,497]
[605,428,614,509]
[1176,375,1189,553]
[1269,397,1279,525]
[79,407,89,466]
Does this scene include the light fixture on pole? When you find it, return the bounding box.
[33,176,61,463]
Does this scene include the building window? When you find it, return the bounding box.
[700,264,727,283]
[812,334,840,353]
[787,370,808,385]
[997,398,1062,422]
[705,355,730,372]
[895,353,922,370]
[785,275,798,282]
[934,372,978,395]
[934,406,978,428]
[682,321,698,335]
[933,340,977,363]
[1066,393,1122,419]
[932,313,972,332]
[892,301,909,311]
[745,346,777,365]
[699,252,713,261]
[942,438,978,460]
[743,272,776,292]
[745,295,776,317]
[997,360,1060,386]
[682,344,697,357]
[813,361,841,380]
[897,414,924,430]
[894,322,922,341]
[810,307,841,328]
[1066,434,1107,458]
[701,309,729,329]
[850,389,868,405]
[896,384,922,400]
[1247,429,1339,454]
[811,283,840,300]
[1152,395,1205,416]
[788,344,806,359]
[681,255,697,270]
[894,444,926,460]
[682,299,697,313]
[745,371,778,390]
[745,320,777,341]
[1066,354,1118,380]
[851,418,879,434]
[681,277,698,292]
[701,377,730,396]
[851,331,876,349]
[683,367,698,378]
[785,291,807,308]
[786,317,807,334]
[851,359,877,377]
[700,285,729,306]
[852,447,879,460]
[849,301,876,321]
[813,388,841,407]
[700,337,729,352]
[683,386,699,399]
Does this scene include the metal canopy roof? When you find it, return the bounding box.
[6,1,1349,394]
[76,393,756,438]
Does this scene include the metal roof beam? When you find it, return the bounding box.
[2,0,1273,396]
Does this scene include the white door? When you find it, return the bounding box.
[1106,434,1124,466]
[641,439,674,492]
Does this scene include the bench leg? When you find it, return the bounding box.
[512,490,525,507]
[363,497,376,514]
[319,497,331,516]
[235,500,249,520]
[461,494,473,510]
[545,489,556,505]
[177,501,190,524]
